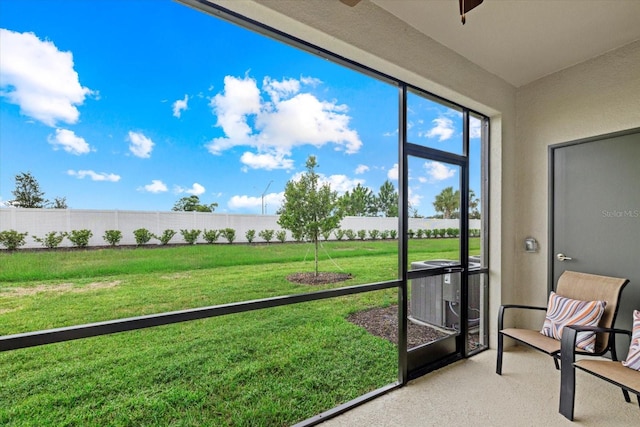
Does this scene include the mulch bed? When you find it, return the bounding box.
[286,272,481,350]
[347,305,450,347]
[286,272,353,285]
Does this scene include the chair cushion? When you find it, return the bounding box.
[623,310,640,370]
[540,291,606,353]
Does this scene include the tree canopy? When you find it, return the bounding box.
[337,183,376,217]
[172,195,218,212]
[433,186,460,219]
[375,180,399,217]
[335,179,398,217]
[8,171,66,209]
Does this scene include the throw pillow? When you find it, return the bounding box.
[540,291,606,353]
[622,310,640,370]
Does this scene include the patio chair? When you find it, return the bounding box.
[496,270,629,375]
[559,324,640,420]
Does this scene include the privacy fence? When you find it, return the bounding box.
[0,208,480,249]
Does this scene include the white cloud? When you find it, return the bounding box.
[139,180,167,193]
[67,169,120,182]
[408,188,422,208]
[388,163,399,181]
[206,75,362,169]
[0,29,93,127]
[175,182,205,196]
[423,117,454,141]
[263,76,300,104]
[207,75,261,154]
[172,94,189,118]
[424,161,456,181]
[187,183,205,195]
[240,151,294,170]
[127,131,154,158]
[355,164,369,174]
[470,116,482,139]
[286,169,363,195]
[300,76,322,87]
[322,174,364,195]
[228,192,284,212]
[48,128,91,155]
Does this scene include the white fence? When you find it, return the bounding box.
[0,208,480,249]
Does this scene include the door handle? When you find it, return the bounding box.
[556,253,573,262]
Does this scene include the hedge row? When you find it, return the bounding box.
[0,227,476,250]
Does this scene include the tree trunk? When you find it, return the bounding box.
[314,235,319,277]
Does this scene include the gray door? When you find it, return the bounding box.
[550,128,640,356]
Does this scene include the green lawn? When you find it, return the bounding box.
[0,238,478,426]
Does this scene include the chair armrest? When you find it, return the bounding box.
[498,304,547,331]
[562,325,631,336]
[562,325,631,360]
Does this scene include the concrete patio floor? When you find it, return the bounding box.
[321,347,638,426]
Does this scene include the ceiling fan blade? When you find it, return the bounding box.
[459,0,483,24]
[340,0,362,6]
[459,0,483,14]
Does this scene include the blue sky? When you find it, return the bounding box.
[0,0,481,216]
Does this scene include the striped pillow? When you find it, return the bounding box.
[622,310,640,370]
[540,291,606,353]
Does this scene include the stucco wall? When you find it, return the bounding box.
[513,40,640,327]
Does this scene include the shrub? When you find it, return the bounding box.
[133,228,154,246]
[380,230,389,240]
[33,231,66,249]
[203,229,221,244]
[158,229,176,245]
[368,229,380,240]
[180,229,201,245]
[389,230,398,239]
[276,230,287,243]
[68,229,93,248]
[0,230,29,250]
[416,229,424,239]
[407,229,415,239]
[447,228,460,238]
[334,229,346,241]
[425,229,432,239]
[437,228,447,238]
[258,229,274,243]
[321,230,332,241]
[221,228,236,244]
[245,229,256,243]
[345,229,356,240]
[357,229,367,240]
[103,230,122,247]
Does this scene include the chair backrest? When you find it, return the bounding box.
[555,270,629,353]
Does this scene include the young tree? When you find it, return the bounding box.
[433,186,460,219]
[172,195,218,212]
[277,156,343,276]
[375,180,398,217]
[9,172,48,208]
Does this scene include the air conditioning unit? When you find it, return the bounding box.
[410,259,481,330]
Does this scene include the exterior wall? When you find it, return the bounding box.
[0,208,479,249]
[513,40,640,328]
[210,0,517,348]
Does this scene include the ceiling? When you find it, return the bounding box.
[369,0,640,87]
